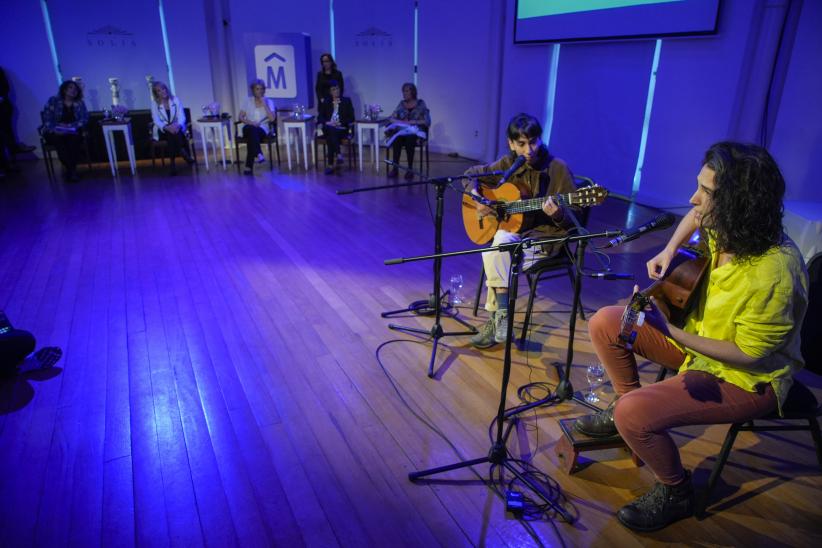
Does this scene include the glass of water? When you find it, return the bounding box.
[585,364,606,404]
[449,274,464,306]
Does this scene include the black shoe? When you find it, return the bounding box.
[387,166,399,178]
[404,170,414,181]
[324,166,334,175]
[243,167,253,175]
[574,398,619,437]
[617,470,694,532]
[183,153,195,166]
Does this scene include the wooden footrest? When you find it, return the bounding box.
[554,417,643,474]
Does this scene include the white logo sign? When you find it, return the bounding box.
[254,45,297,98]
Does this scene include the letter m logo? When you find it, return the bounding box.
[254,45,296,98]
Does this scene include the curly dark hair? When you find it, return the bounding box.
[401,82,417,99]
[58,80,83,101]
[702,141,785,259]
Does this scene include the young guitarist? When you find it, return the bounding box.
[465,113,578,349]
[575,142,808,532]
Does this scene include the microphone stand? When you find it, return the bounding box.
[338,163,503,378]
[386,230,619,522]
[504,208,623,418]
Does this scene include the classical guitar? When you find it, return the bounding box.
[617,243,710,350]
[461,183,608,245]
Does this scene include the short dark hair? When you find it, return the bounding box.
[506,113,542,141]
[401,82,417,99]
[249,79,265,91]
[702,141,785,259]
[327,79,340,89]
[59,80,83,101]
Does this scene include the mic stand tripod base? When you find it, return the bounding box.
[408,418,575,523]
[406,242,574,523]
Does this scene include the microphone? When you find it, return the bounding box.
[585,272,634,280]
[499,155,527,184]
[605,213,676,248]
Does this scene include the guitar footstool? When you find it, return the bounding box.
[555,417,643,474]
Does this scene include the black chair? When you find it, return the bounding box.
[696,252,822,518]
[148,107,197,169]
[38,109,92,180]
[472,176,595,346]
[383,131,429,176]
[234,117,280,170]
[314,128,355,170]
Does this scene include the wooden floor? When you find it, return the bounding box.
[1,153,820,547]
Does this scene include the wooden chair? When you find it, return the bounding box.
[383,131,430,176]
[148,107,198,169]
[472,176,595,346]
[234,117,280,170]
[314,127,355,170]
[38,109,92,180]
[696,252,822,518]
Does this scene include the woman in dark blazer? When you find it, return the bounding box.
[317,80,354,174]
[42,80,88,182]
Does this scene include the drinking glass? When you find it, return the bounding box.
[449,274,464,305]
[585,364,606,404]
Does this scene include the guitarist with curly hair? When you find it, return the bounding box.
[464,113,579,349]
[575,142,809,532]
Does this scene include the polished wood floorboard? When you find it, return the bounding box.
[1,154,820,547]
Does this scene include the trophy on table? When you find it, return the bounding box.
[145,75,155,100]
[108,77,120,106]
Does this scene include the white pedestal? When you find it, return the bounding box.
[101,121,136,176]
[283,116,315,170]
[356,120,385,173]
[198,118,234,170]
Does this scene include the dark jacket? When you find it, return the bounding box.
[317,96,355,130]
[464,145,578,246]
[315,70,344,104]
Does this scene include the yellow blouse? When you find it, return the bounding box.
[676,235,809,411]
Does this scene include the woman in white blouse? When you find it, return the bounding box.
[150,81,194,175]
[238,79,276,175]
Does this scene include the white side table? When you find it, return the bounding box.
[283,115,315,170]
[197,117,234,170]
[101,119,136,176]
[356,119,386,173]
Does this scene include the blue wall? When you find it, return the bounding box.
[2,0,820,208]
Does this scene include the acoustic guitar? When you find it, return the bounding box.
[461,183,608,245]
[617,243,710,350]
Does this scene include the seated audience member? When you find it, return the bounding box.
[42,80,88,182]
[150,81,194,175]
[574,142,808,532]
[315,53,344,105]
[317,81,354,175]
[238,79,276,175]
[0,311,62,378]
[464,113,577,348]
[385,82,430,181]
[0,66,35,179]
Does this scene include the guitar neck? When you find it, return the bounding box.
[502,192,573,215]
